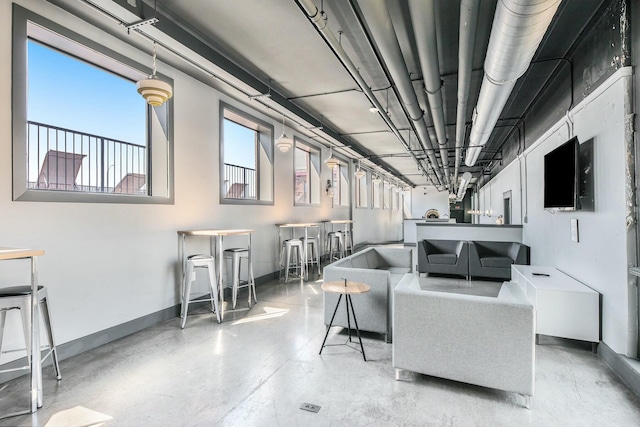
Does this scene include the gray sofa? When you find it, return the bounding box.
[323,246,413,342]
[417,239,469,278]
[393,274,536,408]
[469,241,529,280]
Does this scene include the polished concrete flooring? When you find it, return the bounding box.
[2,275,640,426]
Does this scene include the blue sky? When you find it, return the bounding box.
[28,40,146,145]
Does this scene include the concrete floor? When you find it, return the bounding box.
[2,275,640,426]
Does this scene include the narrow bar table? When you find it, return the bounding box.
[178,229,255,322]
[276,223,322,280]
[0,247,45,414]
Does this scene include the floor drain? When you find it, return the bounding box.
[300,403,321,413]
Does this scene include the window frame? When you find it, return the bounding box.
[331,161,350,208]
[12,5,174,204]
[219,102,274,205]
[293,138,321,206]
[355,168,369,209]
[372,177,382,209]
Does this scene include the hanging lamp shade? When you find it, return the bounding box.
[276,133,293,152]
[137,41,172,107]
[276,115,293,152]
[354,159,365,179]
[325,146,339,169]
[137,75,172,107]
[372,175,382,185]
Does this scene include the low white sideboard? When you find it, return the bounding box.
[511,265,600,344]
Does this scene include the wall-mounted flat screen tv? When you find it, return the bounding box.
[544,136,579,210]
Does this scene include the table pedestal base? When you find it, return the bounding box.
[319,294,367,361]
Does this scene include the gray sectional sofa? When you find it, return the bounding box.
[393,274,536,408]
[322,246,413,342]
[418,239,530,280]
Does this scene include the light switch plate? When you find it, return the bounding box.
[571,218,579,242]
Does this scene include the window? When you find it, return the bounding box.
[355,170,368,208]
[372,177,381,209]
[383,181,391,209]
[220,104,273,204]
[12,6,173,203]
[294,140,320,205]
[331,163,349,207]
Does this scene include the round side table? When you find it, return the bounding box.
[319,279,371,361]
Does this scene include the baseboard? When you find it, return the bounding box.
[1,271,278,384]
[599,341,640,398]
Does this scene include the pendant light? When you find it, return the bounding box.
[325,146,339,169]
[276,115,293,152]
[372,174,382,185]
[354,159,366,179]
[136,41,172,107]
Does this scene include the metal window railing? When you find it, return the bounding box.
[224,163,256,199]
[26,121,148,195]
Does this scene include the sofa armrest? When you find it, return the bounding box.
[510,243,530,264]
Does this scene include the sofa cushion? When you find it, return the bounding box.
[351,255,369,269]
[427,254,458,265]
[365,249,384,269]
[480,256,514,268]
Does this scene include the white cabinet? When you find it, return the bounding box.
[511,265,600,343]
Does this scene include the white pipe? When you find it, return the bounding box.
[297,0,436,185]
[456,171,472,200]
[356,0,446,186]
[454,0,480,187]
[465,0,562,167]
[409,0,451,187]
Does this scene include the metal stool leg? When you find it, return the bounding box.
[40,297,61,380]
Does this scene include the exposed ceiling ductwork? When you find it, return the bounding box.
[296,0,436,186]
[408,0,451,189]
[122,0,604,191]
[454,0,481,189]
[465,0,562,167]
[354,0,445,188]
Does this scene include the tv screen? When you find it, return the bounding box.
[544,137,579,209]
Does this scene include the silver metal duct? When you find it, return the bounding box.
[456,172,472,200]
[297,0,436,185]
[408,0,451,187]
[454,0,480,188]
[356,0,446,187]
[465,0,562,167]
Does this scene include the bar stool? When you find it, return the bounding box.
[181,254,220,328]
[327,231,344,261]
[300,236,320,276]
[223,248,257,310]
[343,229,354,255]
[0,285,62,381]
[280,239,304,282]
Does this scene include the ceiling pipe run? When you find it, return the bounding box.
[454,0,480,189]
[356,0,447,188]
[408,0,451,188]
[456,171,472,200]
[465,0,562,167]
[296,0,436,186]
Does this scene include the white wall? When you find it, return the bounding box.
[477,160,523,225]
[0,1,403,360]
[410,186,450,219]
[477,68,633,355]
